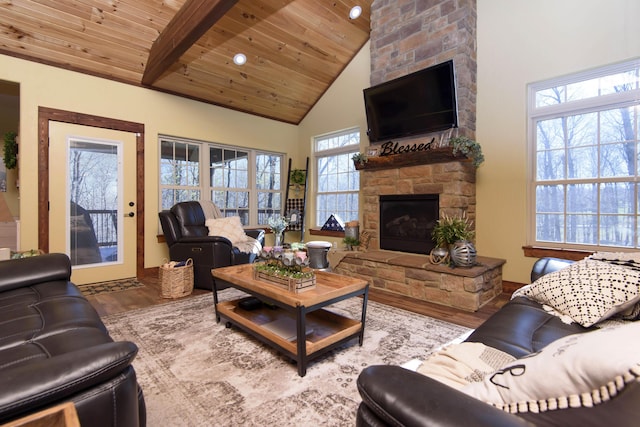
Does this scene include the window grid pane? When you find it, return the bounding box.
[314,129,360,227]
[531,61,640,249]
[160,137,283,227]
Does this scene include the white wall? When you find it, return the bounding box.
[476,0,640,283]
[297,41,371,245]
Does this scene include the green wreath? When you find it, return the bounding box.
[3,131,17,170]
[290,169,306,186]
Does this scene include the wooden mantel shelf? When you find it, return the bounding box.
[355,147,471,171]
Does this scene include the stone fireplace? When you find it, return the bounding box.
[363,160,476,252]
[331,0,504,312]
[379,194,439,255]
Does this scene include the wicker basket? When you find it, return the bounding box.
[159,258,194,299]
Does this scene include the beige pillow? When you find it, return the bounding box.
[517,258,640,327]
[206,216,246,245]
[462,322,640,414]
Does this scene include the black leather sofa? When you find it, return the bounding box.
[159,201,265,290]
[356,257,640,426]
[0,253,145,426]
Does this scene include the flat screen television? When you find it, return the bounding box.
[363,60,458,143]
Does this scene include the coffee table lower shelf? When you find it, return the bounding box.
[216,299,362,373]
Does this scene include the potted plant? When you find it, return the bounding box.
[351,152,368,167]
[431,212,477,267]
[449,136,484,168]
[343,236,360,251]
[3,131,17,170]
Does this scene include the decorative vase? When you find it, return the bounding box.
[449,240,477,267]
[429,247,449,265]
[274,230,284,248]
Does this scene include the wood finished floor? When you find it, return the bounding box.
[87,273,511,329]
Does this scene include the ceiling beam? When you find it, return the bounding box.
[142,0,238,85]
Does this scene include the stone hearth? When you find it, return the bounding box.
[332,251,504,312]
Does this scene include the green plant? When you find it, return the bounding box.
[3,131,17,170]
[449,136,484,168]
[351,152,368,166]
[290,169,306,186]
[343,236,360,249]
[431,212,475,248]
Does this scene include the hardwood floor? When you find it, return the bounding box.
[87,271,510,329]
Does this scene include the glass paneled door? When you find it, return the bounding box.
[49,122,137,284]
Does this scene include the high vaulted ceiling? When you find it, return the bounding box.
[0,0,372,124]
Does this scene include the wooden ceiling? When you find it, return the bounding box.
[0,0,372,124]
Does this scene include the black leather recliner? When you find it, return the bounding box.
[158,201,265,290]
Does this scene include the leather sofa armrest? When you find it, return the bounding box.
[0,253,71,293]
[0,341,138,422]
[357,366,532,427]
[530,257,574,282]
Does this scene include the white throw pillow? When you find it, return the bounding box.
[518,258,640,327]
[462,322,640,414]
[206,216,246,245]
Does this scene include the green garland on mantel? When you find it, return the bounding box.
[3,131,17,170]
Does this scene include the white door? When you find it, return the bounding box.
[49,122,137,284]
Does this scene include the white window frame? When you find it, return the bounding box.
[527,59,640,250]
[314,128,361,227]
[159,135,285,227]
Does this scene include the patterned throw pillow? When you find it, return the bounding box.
[462,322,640,414]
[205,216,246,245]
[519,258,640,327]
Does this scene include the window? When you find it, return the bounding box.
[160,136,284,226]
[529,59,640,250]
[314,128,360,227]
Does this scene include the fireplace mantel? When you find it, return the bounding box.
[355,147,471,171]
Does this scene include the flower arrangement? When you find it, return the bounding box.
[254,249,314,280]
[267,215,288,234]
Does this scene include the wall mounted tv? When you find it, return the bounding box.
[363,60,458,143]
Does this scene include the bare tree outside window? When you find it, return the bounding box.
[68,141,119,265]
[159,136,284,227]
[315,129,360,226]
[530,60,640,249]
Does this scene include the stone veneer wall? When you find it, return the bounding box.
[364,0,479,244]
[331,0,497,311]
[362,161,476,251]
[370,0,477,137]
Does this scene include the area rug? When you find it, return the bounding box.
[77,278,144,296]
[102,290,471,427]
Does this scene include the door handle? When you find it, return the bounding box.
[125,212,135,217]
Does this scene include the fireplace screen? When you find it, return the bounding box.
[379,194,439,255]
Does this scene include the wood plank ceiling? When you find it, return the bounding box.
[0,0,372,124]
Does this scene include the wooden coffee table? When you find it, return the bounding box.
[211,263,369,377]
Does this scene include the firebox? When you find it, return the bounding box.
[379,194,439,255]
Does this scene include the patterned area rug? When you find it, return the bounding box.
[78,278,144,296]
[102,289,470,426]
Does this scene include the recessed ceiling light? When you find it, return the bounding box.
[233,53,247,65]
[349,5,362,20]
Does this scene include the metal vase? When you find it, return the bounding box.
[450,240,477,267]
